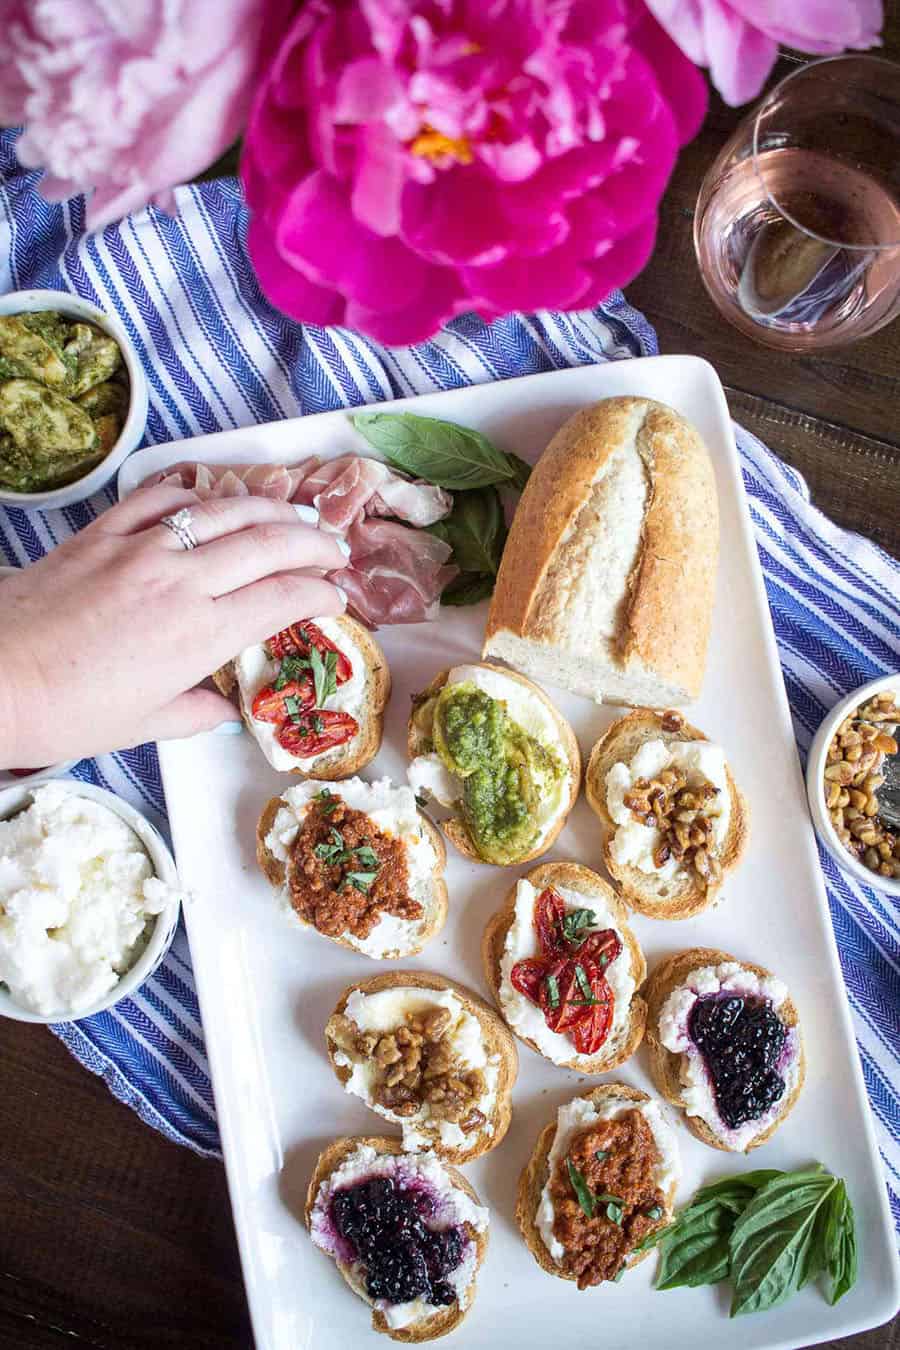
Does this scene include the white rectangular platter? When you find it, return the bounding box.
[119,355,900,1350]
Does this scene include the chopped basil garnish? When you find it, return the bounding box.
[309,645,338,708]
[344,870,378,893]
[561,908,596,943]
[566,1159,595,1219]
[312,714,325,734]
[647,1205,663,1221]
[316,789,337,814]
[573,963,599,1004]
[612,1264,627,1283]
[274,652,311,691]
[284,694,302,720]
[544,973,560,1009]
[595,1149,609,1164]
[353,845,379,869]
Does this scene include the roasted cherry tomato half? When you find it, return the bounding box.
[509,958,547,1003]
[276,709,358,757]
[533,886,567,959]
[571,970,615,1055]
[251,676,315,723]
[539,958,593,1034]
[576,928,622,970]
[269,621,352,684]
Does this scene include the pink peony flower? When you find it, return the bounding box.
[644,0,883,106]
[242,0,708,344]
[0,0,279,230]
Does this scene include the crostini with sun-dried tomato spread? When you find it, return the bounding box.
[482,862,647,1073]
[214,616,390,779]
[517,1084,680,1290]
[257,778,448,959]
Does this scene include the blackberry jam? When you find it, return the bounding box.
[688,994,787,1130]
[331,1174,466,1309]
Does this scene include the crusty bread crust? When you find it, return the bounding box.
[256,794,448,959]
[584,709,749,920]
[481,862,646,1072]
[406,664,581,865]
[324,970,518,1163]
[213,615,390,780]
[643,947,806,1152]
[305,1135,488,1342]
[483,397,719,705]
[515,1084,678,1285]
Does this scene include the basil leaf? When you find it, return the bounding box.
[353,845,380,869]
[694,1171,781,1210]
[428,485,506,575]
[353,411,515,489]
[594,1149,609,1164]
[655,1199,736,1290]
[822,1181,858,1306]
[545,973,560,1009]
[344,870,378,892]
[573,964,598,1004]
[728,1168,837,1317]
[561,908,596,943]
[505,452,532,492]
[316,789,337,814]
[440,571,495,607]
[309,645,337,708]
[566,1159,595,1219]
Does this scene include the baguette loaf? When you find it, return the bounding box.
[585,708,749,919]
[306,1136,489,1341]
[483,397,719,707]
[325,970,517,1163]
[643,947,806,1152]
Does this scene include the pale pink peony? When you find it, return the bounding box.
[0,0,277,230]
[242,0,708,344]
[644,0,883,106]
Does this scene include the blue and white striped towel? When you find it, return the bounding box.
[1,130,898,1232]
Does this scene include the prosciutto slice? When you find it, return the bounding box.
[138,454,456,626]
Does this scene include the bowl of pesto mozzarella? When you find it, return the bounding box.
[0,289,148,508]
[0,778,181,1023]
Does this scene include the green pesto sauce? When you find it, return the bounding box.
[0,310,127,491]
[431,682,562,864]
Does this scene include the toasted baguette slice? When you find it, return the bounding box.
[643,947,806,1152]
[482,862,646,1072]
[585,708,749,919]
[214,614,390,780]
[256,781,448,959]
[483,397,719,707]
[407,663,580,865]
[516,1084,679,1286]
[306,1135,489,1342]
[325,971,517,1163]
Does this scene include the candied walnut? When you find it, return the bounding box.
[549,1109,666,1288]
[287,798,423,940]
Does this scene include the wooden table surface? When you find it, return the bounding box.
[1,24,899,1350]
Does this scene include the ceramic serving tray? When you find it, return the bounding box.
[118,355,900,1350]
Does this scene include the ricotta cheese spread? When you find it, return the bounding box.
[309,1144,488,1330]
[0,784,172,1016]
[408,664,572,849]
[658,961,802,1150]
[498,878,635,1066]
[536,1096,680,1263]
[234,617,366,772]
[605,738,731,880]
[264,777,438,957]
[332,986,500,1150]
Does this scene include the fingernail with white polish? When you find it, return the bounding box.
[335,584,348,608]
[335,536,351,558]
[213,721,244,736]
[293,504,319,526]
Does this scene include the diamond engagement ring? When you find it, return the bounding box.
[159,507,199,550]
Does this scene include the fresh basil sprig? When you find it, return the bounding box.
[353,410,521,490]
[640,1165,857,1315]
[428,485,506,574]
[566,1159,595,1219]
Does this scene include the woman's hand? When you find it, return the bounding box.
[0,485,349,767]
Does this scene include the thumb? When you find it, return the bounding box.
[138,688,243,744]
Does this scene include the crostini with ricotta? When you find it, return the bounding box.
[215,615,390,779]
[407,662,580,866]
[256,778,447,959]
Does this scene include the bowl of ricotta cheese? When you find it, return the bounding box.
[0,779,181,1022]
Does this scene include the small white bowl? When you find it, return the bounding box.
[0,778,181,1023]
[0,565,75,787]
[806,673,900,898]
[0,289,149,509]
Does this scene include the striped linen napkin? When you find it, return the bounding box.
[1,132,897,1234]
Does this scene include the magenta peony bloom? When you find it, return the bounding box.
[644,0,883,106]
[242,0,708,344]
[0,0,276,230]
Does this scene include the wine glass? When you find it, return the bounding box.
[694,55,900,350]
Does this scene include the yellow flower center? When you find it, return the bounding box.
[409,126,473,165]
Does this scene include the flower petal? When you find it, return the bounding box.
[247,213,345,326]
